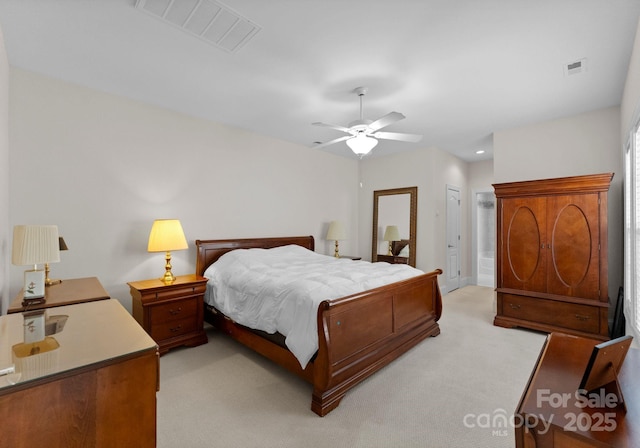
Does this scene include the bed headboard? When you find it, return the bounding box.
[195,236,315,276]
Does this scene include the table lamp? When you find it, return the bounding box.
[326,220,347,258]
[45,237,68,286]
[383,225,400,255]
[12,225,60,306]
[148,219,188,284]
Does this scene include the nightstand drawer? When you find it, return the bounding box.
[149,284,206,301]
[151,316,197,341]
[149,297,199,324]
[502,294,600,333]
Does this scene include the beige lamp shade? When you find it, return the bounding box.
[148,219,188,284]
[147,219,188,252]
[383,225,401,242]
[326,221,347,241]
[12,225,60,266]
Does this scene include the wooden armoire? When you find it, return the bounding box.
[493,173,613,341]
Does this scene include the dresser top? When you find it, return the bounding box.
[518,332,639,445]
[8,276,110,313]
[0,299,157,392]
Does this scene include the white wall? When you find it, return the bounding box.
[621,17,640,137]
[0,29,8,314]
[358,146,469,293]
[620,17,640,343]
[493,106,623,306]
[8,69,359,311]
[494,107,621,184]
[468,160,494,192]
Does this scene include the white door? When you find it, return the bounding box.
[446,185,461,292]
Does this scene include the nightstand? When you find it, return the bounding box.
[128,274,208,355]
[376,254,409,264]
[339,255,362,260]
[8,277,110,314]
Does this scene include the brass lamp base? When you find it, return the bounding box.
[333,240,340,258]
[161,251,176,284]
[161,271,176,284]
[44,263,62,287]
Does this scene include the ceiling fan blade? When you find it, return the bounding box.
[313,135,351,149]
[374,131,423,143]
[312,121,352,133]
[367,111,405,132]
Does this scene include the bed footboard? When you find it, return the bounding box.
[311,269,443,416]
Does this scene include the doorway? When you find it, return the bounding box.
[472,190,496,287]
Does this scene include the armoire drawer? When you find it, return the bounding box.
[501,294,600,334]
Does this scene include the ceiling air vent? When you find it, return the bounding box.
[135,0,261,53]
[565,58,587,76]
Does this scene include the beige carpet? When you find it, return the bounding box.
[157,286,546,447]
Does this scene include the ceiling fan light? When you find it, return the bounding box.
[346,134,378,156]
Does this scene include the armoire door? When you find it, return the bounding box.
[500,196,547,293]
[546,193,601,300]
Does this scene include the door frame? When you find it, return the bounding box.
[472,187,495,287]
[446,184,461,293]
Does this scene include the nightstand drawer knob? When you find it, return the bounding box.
[169,308,182,316]
[575,314,591,321]
[509,303,521,310]
[170,325,182,333]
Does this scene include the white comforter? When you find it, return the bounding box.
[203,244,423,368]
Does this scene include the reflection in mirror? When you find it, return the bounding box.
[379,197,409,254]
[372,187,417,267]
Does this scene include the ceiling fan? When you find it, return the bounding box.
[312,87,422,157]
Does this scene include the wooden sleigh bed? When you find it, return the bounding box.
[195,235,443,416]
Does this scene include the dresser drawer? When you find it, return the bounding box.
[501,294,600,334]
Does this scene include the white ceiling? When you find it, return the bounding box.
[0,0,639,161]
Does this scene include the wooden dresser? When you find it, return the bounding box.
[493,173,612,341]
[7,276,109,314]
[0,300,159,448]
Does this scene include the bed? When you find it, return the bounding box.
[196,235,443,416]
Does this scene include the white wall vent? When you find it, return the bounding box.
[565,58,587,76]
[135,0,261,53]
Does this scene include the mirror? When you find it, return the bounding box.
[372,186,417,267]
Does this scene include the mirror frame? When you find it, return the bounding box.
[371,186,417,267]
